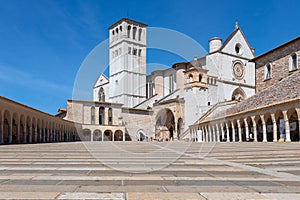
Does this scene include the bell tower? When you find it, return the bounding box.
[109,18,147,107]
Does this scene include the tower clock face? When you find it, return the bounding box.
[233,62,245,80]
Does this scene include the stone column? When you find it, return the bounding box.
[112,132,115,142]
[231,122,236,142]
[271,113,277,142]
[260,115,267,142]
[123,131,125,142]
[282,110,291,142]
[243,118,249,141]
[225,123,230,142]
[251,116,257,142]
[208,126,212,142]
[91,132,94,142]
[212,125,216,142]
[173,121,178,141]
[102,132,104,142]
[205,126,209,142]
[237,120,242,142]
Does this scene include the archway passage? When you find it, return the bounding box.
[155,109,175,141]
[103,130,113,141]
[82,129,91,141]
[288,108,299,141]
[114,130,123,141]
[93,130,102,141]
[137,130,148,141]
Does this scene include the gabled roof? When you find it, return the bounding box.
[219,24,255,57]
[93,73,109,88]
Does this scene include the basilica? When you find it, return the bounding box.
[64,18,256,142]
[0,18,299,144]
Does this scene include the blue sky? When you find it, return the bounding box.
[0,0,299,114]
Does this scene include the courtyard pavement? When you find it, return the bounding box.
[0,141,300,199]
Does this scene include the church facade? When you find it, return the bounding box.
[0,18,298,145]
[64,18,256,141]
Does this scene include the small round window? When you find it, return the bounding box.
[235,43,243,55]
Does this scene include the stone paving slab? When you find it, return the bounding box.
[0,192,60,199]
[0,142,300,199]
[127,192,205,200]
[200,192,271,200]
[57,192,125,200]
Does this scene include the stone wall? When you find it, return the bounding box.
[255,38,300,93]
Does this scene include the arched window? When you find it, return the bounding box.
[127,25,131,38]
[290,53,298,71]
[99,107,105,125]
[231,87,246,101]
[199,74,202,82]
[98,87,105,102]
[91,107,95,125]
[265,64,271,79]
[189,74,193,83]
[133,27,137,40]
[108,108,113,125]
[138,28,142,41]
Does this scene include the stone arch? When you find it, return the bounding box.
[138,28,142,41]
[287,108,299,141]
[93,129,102,141]
[246,116,254,142]
[82,129,91,141]
[254,115,263,142]
[114,130,123,141]
[103,130,113,141]
[199,74,203,82]
[189,74,193,83]
[12,112,18,143]
[98,87,105,102]
[137,129,147,141]
[132,27,137,40]
[155,108,175,141]
[99,107,105,125]
[231,87,246,101]
[3,110,11,144]
[127,25,131,38]
[275,109,285,140]
[264,112,273,142]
